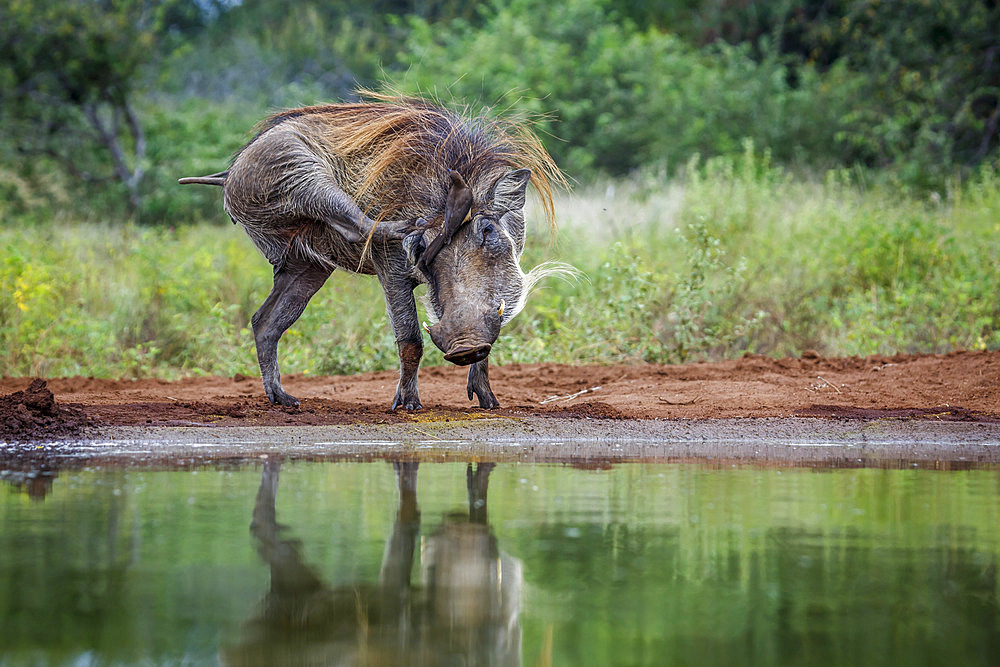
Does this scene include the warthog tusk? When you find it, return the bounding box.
[422,321,431,333]
[498,299,505,318]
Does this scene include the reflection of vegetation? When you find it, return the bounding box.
[0,462,998,665]
[3,152,997,377]
[509,464,1000,666]
[0,466,265,664]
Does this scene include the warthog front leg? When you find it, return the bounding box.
[380,273,424,410]
[252,261,333,407]
[392,339,423,410]
[467,358,500,409]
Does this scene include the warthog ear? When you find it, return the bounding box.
[490,168,531,212]
[492,169,531,254]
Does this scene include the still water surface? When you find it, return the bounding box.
[1,459,999,665]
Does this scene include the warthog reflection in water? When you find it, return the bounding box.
[223,460,522,665]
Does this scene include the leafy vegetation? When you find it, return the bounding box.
[2,0,999,221]
[1,0,998,377]
[395,0,859,176]
[2,153,997,378]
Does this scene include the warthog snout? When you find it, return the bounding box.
[444,344,492,366]
[424,314,500,366]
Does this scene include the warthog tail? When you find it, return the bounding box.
[178,170,228,186]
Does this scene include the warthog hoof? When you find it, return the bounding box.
[392,393,423,411]
[467,377,500,409]
[267,388,300,407]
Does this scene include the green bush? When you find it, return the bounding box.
[137,99,260,224]
[4,0,996,222]
[390,0,861,178]
[2,158,998,379]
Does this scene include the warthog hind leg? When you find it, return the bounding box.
[252,261,333,406]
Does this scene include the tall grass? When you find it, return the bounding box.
[2,151,998,379]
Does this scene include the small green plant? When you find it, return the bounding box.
[598,241,661,361]
[662,220,765,362]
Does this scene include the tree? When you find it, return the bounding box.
[0,0,209,212]
[797,0,1000,178]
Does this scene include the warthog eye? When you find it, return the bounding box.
[474,213,501,247]
[481,222,496,245]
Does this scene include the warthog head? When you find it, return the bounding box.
[404,168,538,366]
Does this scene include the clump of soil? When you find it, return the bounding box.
[0,379,89,443]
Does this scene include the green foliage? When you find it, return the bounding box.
[497,241,665,365]
[501,229,761,367]
[138,99,260,224]
[3,0,998,220]
[674,150,1000,357]
[820,1,1000,187]
[0,225,260,378]
[5,154,996,379]
[663,220,765,362]
[649,0,1000,186]
[0,0,191,211]
[0,0,155,104]
[706,0,997,166]
[162,4,390,102]
[391,0,858,177]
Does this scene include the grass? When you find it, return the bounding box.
[2,149,998,379]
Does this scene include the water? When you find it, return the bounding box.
[2,459,999,666]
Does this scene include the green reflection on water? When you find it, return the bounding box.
[1,461,999,666]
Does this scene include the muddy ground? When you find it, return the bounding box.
[1,350,997,444]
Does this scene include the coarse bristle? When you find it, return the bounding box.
[256,92,566,229]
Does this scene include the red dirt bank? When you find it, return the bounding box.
[1,351,998,439]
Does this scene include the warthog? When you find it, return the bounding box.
[226,459,521,664]
[180,94,566,409]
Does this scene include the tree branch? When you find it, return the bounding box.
[83,99,142,210]
[973,97,1000,164]
[123,98,146,190]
